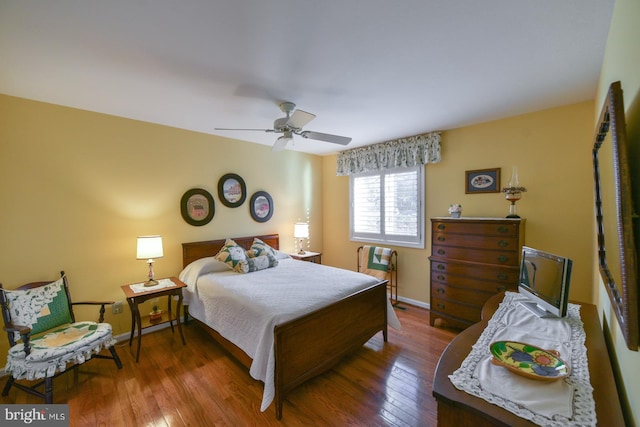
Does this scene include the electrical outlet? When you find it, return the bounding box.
[112,301,124,315]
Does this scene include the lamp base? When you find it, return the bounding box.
[298,249,306,255]
[143,279,159,287]
[506,214,521,219]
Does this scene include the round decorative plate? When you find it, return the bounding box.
[489,341,570,380]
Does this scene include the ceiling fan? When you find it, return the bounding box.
[215,102,352,152]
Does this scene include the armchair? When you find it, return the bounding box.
[0,271,122,403]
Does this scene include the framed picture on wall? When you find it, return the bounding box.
[249,191,273,222]
[180,188,215,226]
[218,173,247,208]
[465,168,501,193]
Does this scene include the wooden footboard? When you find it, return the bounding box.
[273,280,388,419]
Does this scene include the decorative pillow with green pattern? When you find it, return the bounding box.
[3,277,73,342]
[214,239,249,273]
[247,238,278,258]
[246,253,278,272]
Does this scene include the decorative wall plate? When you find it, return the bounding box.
[180,188,215,226]
[218,173,246,208]
[250,191,273,222]
[489,341,570,380]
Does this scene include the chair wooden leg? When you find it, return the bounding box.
[110,346,123,369]
[2,376,14,396]
[44,377,53,404]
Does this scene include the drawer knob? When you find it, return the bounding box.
[437,287,445,294]
[496,285,506,292]
[437,236,445,242]
[497,273,508,280]
[437,249,446,255]
[437,275,445,281]
[437,223,445,230]
[437,303,445,310]
[498,240,509,247]
[497,255,509,263]
[497,226,509,233]
[437,264,445,270]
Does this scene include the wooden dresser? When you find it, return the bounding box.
[429,217,525,329]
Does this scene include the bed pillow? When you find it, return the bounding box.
[246,253,279,273]
[247,238,278,258]
[178,256,229,286]
[274,250,292,260]
[214,239,249,273]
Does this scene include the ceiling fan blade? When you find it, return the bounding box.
[272,136,290,152]
[215,128,274,132]
[286,110,315,130]
[300,131,352,145]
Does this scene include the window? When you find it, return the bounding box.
[349,166,424,248]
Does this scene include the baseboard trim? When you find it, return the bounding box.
[395,295,429,310]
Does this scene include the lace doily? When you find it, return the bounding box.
[449,292,596,426]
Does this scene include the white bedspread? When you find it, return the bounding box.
[179,257,401,412]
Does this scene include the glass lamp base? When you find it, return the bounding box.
[506,202,520,218]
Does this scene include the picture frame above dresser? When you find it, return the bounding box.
[429,217,525,329]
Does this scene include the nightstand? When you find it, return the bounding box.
[120,276,187,362]
[290,251,322,264]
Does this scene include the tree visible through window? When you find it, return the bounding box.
[350,166,424,248]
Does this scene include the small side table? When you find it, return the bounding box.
[120,277,187,362]
[290,251,322,264]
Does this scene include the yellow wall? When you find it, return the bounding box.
[0,94,323,356]
[323,101,595,305]
[595,0,640,422]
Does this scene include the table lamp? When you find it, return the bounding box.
[136,235,164,286]
[294,222,309,254]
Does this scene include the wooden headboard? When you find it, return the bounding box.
[182,234,280,268]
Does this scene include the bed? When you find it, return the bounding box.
[180,234,400,419]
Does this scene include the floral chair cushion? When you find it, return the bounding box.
[5,321,116,381]
[4,322,116,380]
[3,277,73,342]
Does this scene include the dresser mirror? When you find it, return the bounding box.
[593,81,639,350]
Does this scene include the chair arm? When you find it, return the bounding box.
[3,323,32,354]
[72,301,116,323]
[72,301,116,306]
[3,323,31,335]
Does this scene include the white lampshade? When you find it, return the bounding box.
[136,235,164,260]
[294,223,309,239]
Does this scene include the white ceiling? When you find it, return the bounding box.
[0,1,615,155]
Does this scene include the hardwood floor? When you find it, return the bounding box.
[0,305,458,426]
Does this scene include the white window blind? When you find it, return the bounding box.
[350,166,424,248]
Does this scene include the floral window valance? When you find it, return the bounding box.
[336,132,441,176]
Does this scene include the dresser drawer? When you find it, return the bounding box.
[430,270,516,294]
[431,296,482,324]
[431,245,520,266]
[431,283,495,306]
[430,259,519,285]
[432,220,519,237]
[432,232,519,251]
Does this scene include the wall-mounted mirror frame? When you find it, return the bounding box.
[593,81,638,351]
